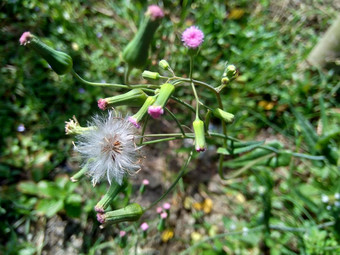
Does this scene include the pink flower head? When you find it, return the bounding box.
[196,146,206,152]
[146,5,164,20]
[160,212,168,219]
[142,179,150,185]
[181,26,204,49]
[96,213,105,224]
[19,31,32,46]
[156,207,163,214]
[140,222,149,231]
[163,202,171,210]
[94,205,105,214]
[148,105,164,119]
[97,98,107,110]
[128,116,141,129]
[119,230,126,237]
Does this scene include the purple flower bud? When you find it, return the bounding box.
[96,213,105,224]
[140,222,149,231]
[148,105,164,119]
[98,98,107,110]
[128,116,141,129]
[163,202,171,210]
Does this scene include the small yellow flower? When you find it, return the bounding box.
[161,229,174,242]
[193,202,202,210]
[191,231,202,242]
[202,198,213,214]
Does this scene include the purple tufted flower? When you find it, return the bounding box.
[181,26,204,49]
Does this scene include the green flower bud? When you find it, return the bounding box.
[159,59,170,70]
[225,64,236,78]
[148,83,175,119]
[98,89,148,110]
[19,32,73,75]
[97,203,144,225]
[95,181,127,213]
[212,108,234,123]
[193,119,207,152]
[221,77,230,85]
[142,70,160,80]
[128,96,156,128]
[122,6,164,69]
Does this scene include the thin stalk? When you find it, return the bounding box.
[177,78,218,95]
[189,56,200,119]
[139,114,150,145]
[71,69,158,89]
[124,64,131,85]
[170,96,196,114]
[143,133,189,137]
[146,150,193,211]
[165,107,186,136]
[141,137,181,145]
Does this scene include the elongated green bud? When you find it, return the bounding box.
[193,119,207,152]
[128,96,156,128]
[122,5,164,69]
[98,89,148,110]
[142,70,160,80]
[19,32,73,75]
[97,203,144,225]
[148,83,175,119]
[159,59,170,70]
[212,108,234,123]
[224,64,237,78]
[95,181,127,213]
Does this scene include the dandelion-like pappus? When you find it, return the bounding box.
[75,110,142,186]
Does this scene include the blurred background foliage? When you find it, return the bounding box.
[1,0,340,254]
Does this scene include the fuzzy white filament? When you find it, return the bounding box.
[75,111,141,185]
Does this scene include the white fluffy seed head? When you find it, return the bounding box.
[75,111,142,185]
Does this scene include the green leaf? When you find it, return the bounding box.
[17,181,39,195]
[36,199,64,217]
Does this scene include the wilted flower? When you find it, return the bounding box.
[74,111,142,185]
[181,26,204,49]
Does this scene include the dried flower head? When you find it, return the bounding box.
[75,111,142,186]
[181,26,204,49]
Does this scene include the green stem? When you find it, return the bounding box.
[141,137,181,145]
[139,114,150,145]
[165,107,186,136]
[189,56,200,119]
[177,78,218,95]
[71,69,158,89]
[170,96,196,114]
[216,92,228,179]
[146,150,193,211]
[124,64,131,85]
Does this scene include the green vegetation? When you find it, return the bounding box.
[1,0,340,254]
